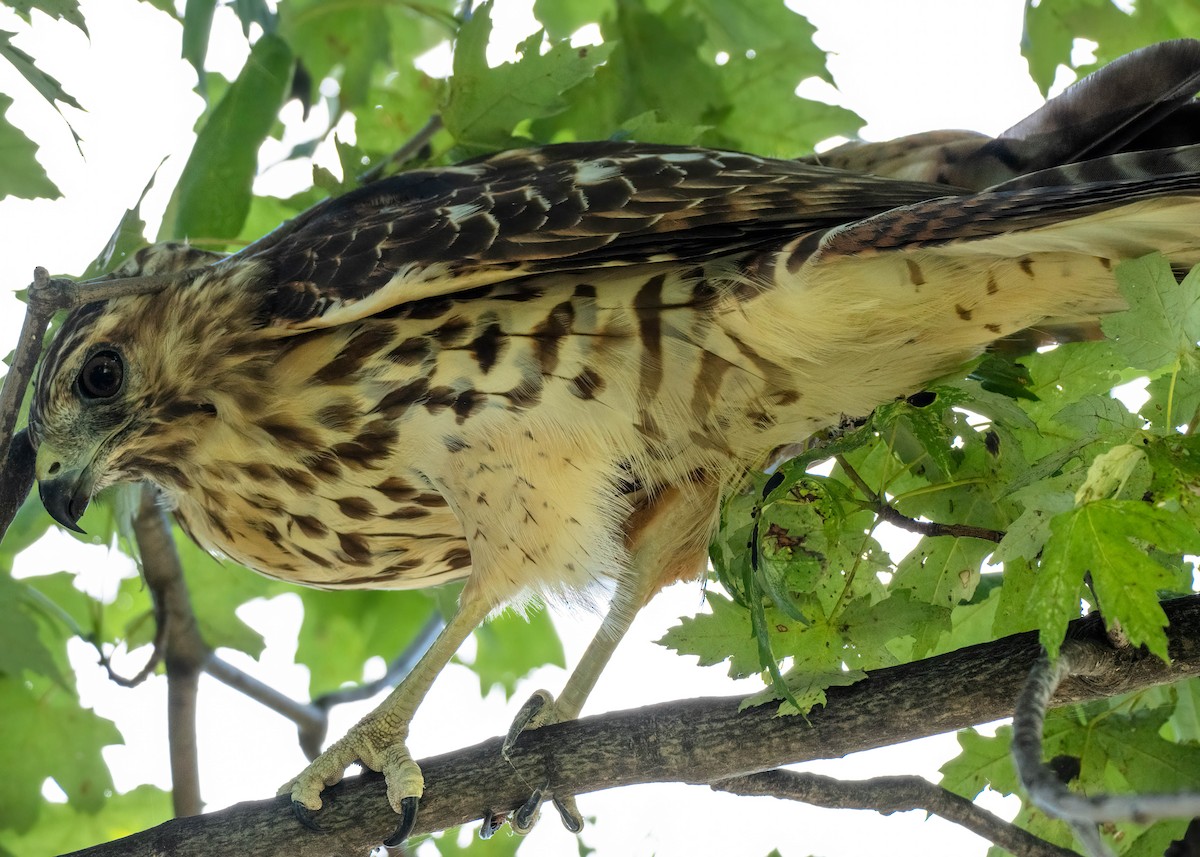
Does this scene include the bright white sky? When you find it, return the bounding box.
[0,1,1073,855]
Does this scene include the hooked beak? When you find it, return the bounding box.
[35,446,94,533]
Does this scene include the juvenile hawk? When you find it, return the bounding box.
[26,39,1200,844]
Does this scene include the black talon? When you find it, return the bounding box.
[504,690,550,755]
[514,784,545,832]
[479,808,506,839]
[553,795,584,833]
[292,799,323,832]
[383,796,420,847]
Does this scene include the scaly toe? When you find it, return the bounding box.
[291,799,323,832]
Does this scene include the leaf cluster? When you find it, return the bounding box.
[663,253,1200,853]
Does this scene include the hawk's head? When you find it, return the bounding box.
[29,245,263,531]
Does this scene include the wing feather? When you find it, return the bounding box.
[232,141,963,329]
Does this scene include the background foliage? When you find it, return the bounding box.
[0,1,1198,855]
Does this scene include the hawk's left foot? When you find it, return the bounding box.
[500,689,585,835]
[281,714,423,846]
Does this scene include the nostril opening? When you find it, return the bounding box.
[48,461,61,476]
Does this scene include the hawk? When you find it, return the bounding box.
[24,39,1200,844]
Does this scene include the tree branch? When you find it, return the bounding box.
[61,595,1200,857]
[132,485,210,818]
[835,455,1005,543]
[712,770,1079,857]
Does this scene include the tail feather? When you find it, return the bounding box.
[804,39,1200,191]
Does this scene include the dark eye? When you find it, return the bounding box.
[79,350,124,400]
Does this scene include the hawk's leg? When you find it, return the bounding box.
[501,484,715,835]
[502,573,648,833]
[283,590,495,845]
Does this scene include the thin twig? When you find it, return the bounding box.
[1012,639,1200,857]
[357,114,444,184]
[836,454,1006,543]
[206,612,443,759]
[313,612,444,710]
[714,769,1080,857]
[132,485,210,817]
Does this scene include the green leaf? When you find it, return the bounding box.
[1144,357,1200,432]
[182,0,218,92]
[658,590,765,680]
[169,530,275,658]
[940,726,1017,799]
[993,558,1048,637]
[469,607,564,699]
[531,0,723,144]
[0,574,66,684]
[1102,255,1200,372]
[840,590,951,667]
[993,477,1076,565]
[0,785,170,857]
[892,537,993,607]
[158,34,293,243]
[278,0,392,111]
[0,93,59,200]
[743,666,865,714]
[0,31,83,112]
[0,675,120,832]
[3,0,87,33]
[968,354,1039,400]
[80,165,163,279]
[1039,500,1199,659]
[444,2,613,153]
[297,588,439,697]
[1166,678,1200,744]
[533,0,612,40]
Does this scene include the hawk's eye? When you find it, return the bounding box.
[79,350,124,400]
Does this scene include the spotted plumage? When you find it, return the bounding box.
[25,38,1200,841]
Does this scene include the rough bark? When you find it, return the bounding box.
[62,595,1200,857]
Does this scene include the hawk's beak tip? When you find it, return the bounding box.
[38,474,90,534]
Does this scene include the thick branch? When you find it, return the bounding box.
[713,770,1079,857]
[63,595,1200,857]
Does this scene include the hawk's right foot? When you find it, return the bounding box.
[499,689,585,835]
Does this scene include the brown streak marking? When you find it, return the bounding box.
[905,259,925,286]
[633,274,666,407]
[955,305,973,321]
[293,515,328,538]
[336,496,376,519]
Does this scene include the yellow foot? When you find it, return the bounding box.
[280,717,423,846]
[499,689,585,836]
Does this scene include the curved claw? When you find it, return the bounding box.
[479,808,507,840]
[382,795,419,847]
[512,783,545,834]
[552,794,584,833]
[292,799,323,832]
[503,689,553,758]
